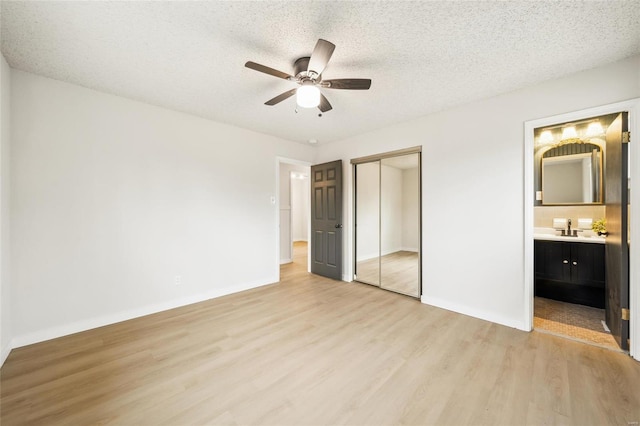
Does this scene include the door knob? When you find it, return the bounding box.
[335,224,343,228]
[563,260,569,264]
[572,261,578,266]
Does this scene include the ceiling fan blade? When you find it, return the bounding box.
[265,88,297,106]
[323,79,372,90]
[245,61,293,80]
[307,39,335,77]
[318,93,332,113]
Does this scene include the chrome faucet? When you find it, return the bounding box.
[561,219,577,236]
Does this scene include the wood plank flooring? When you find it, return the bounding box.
[356,251,420,296]
[1,242,639,425]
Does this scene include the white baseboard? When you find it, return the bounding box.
[11,277,277,349]
[280,258,292,265]
[382,247,404,257]
[421,294,526,331]
[357,247,418,263]
[356,252,379,262]
[400,247,419,253]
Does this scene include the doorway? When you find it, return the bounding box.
[524,100,639,358]
[352,147,422,298]
[277,159,311,277]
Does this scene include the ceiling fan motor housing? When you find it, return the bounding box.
[294,57,317,81]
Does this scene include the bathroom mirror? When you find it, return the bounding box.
[541,143,602,205]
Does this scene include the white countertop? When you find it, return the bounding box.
[534,233,606,244]
[533,227,605,244]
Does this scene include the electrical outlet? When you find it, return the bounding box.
[174,275,182,286]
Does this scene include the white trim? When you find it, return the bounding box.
[400,247,420,253]
[11,277,277,349]
[524,98,640,361]
[356,247,419,263]
[422,295,526,331]
[355,252,379,262]
[630,100,640,360]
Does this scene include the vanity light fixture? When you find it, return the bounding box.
[561,126,578,140]
[585,121,604,137]
[539,130,554,145]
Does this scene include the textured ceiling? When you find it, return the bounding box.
[2,1,639,145]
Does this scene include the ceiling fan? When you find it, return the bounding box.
[245,39,372,114]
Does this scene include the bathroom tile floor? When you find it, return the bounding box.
[534,296,621,351]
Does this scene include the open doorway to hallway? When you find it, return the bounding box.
[278,159,311,276]
[291,241,308,267]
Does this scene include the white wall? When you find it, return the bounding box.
[279,163,293,263]
[10,70,314,347]
[0,55,11,366]
[316,55,640,330]
[356,162,419,261]
[355,162,379,261]
[381,164,402,254]
[401,167,420,252]
[291,176,309,242]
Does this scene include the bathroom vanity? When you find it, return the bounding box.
[534,233,605,308]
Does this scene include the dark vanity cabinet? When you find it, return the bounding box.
[534,240,605,308]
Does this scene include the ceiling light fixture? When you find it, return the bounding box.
[296,82,320,108]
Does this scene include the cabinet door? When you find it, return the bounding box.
[572,242,605,286]
[535,241,570,281]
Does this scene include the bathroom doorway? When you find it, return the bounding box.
[524,99,639,356]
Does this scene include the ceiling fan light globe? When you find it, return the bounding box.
[297,85,320,108]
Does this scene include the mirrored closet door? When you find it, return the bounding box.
[353,148,421,297]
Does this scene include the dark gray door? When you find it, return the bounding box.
[311,160,343,280]
[604,112,629,350]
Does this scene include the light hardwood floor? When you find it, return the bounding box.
[356,251,420,296]
[1,243,639,425]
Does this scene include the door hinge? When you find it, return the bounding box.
[622,131,630,144]
[622,308,630,321]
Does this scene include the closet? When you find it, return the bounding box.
[352,148,421,297]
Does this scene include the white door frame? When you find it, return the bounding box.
[275,157,312,281]
[523,98,640,360]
